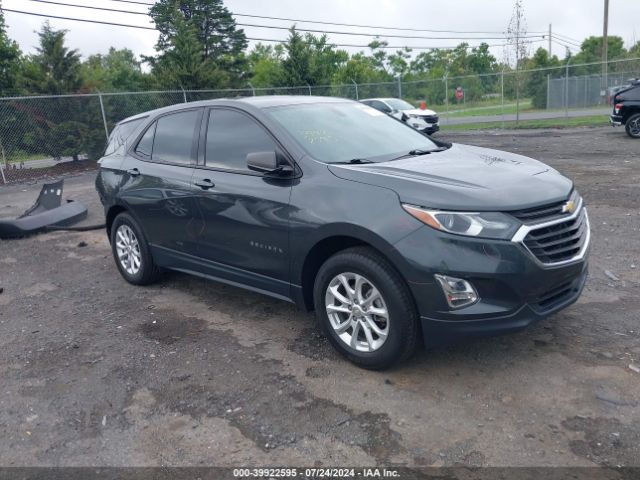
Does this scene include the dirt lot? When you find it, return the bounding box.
[0,126,639,468]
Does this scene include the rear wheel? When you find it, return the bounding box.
[626,113,640,138]
[313,247,418,370]
[110,212,161,285]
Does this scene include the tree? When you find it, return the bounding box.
[575,36,626,63]
[571,36,627,75]
[81,48,148,92]
[525,47,561,108]
[387,47,413,78]
[21,21,81,94]
[148,12,228,89]
[504,0,530,123]
[280,28,348,87]
[0,5,21,96]
[333,52,388,85]
[149,0,247,87]
[248,43,285,88]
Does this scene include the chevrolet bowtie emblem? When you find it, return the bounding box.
[562,200,577,214]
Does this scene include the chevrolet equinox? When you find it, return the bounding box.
[96,96,590,369]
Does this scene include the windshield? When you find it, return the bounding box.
[385,98,415,111]
[266,102,438,163]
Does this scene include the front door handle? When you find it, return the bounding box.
[194,179,215,190]
[127,168,140,177]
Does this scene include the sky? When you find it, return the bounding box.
[2,0,639,63]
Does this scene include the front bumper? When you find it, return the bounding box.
[610,114,623,126]
[423,124,440,134]
[419,265,587,348]
[393,212,590,348]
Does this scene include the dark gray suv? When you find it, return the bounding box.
[96,96,590,369]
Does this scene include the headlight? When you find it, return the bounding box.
[402,204,521,239]
[409,114,421,119]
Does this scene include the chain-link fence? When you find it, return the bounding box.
[547,70,637,109]
[1,57,638,184]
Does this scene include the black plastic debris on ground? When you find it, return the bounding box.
[0,179,87,239]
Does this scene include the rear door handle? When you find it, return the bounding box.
[194,179,215,190]
[127,168,140,177]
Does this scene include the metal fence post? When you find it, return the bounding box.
[397,76,402,98]
[565,60,570,119]
[306,83,312,96]
[98,92,109,141]
[248,82,256,96]
[444,75,449,119]
[0,145,6,184]
[501,70,505,129]
[546,73,550,109]
[352,79,359,100]
[180,86,187,103]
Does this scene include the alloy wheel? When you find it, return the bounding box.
[325,272,389,352]
[115,224,142,275]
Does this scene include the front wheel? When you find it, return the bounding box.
[313,247,418,370]
[625,113,640,138]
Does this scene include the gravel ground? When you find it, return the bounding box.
[0,126,639,468]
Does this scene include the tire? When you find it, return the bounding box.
[625,113,640,139]
[313,247,418,370]
[110,212,161,285]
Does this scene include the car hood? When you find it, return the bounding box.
[327,143,573,211]
[402,108,437,116]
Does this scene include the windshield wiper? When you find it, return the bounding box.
[392,147,449,161]
[333,158,375,165]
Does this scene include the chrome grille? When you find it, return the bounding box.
[522,207,588,264]
[422,114,439,124]
[510,190,579,224]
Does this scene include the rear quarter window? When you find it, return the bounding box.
[619,86,640,102]
[104,118,146,156]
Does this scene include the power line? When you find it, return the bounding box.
[233,13,545,36]
[2,7,545,50]
[104,0,547,35]
[551,37,578,53]
[3,7,157,29]
[102,0,153,5]
[551,34,581,47]
[22,0,148,15]
[553,32,583,45]
[21,0,543,40]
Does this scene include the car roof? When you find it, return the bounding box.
[116,95,353,125]
[360,98,401,103]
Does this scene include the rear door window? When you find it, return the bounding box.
[133,109,202,164]
[152,110,201,164]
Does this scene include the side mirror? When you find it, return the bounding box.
[247,151,290,174]
[247,151,278,172]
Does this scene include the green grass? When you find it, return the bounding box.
[422,98,535,118]
[440,115,608,131]
[4,151,49,164]
[444,100,534,118]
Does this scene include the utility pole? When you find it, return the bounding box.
[602,0,609,92]
[548,23,552,56]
